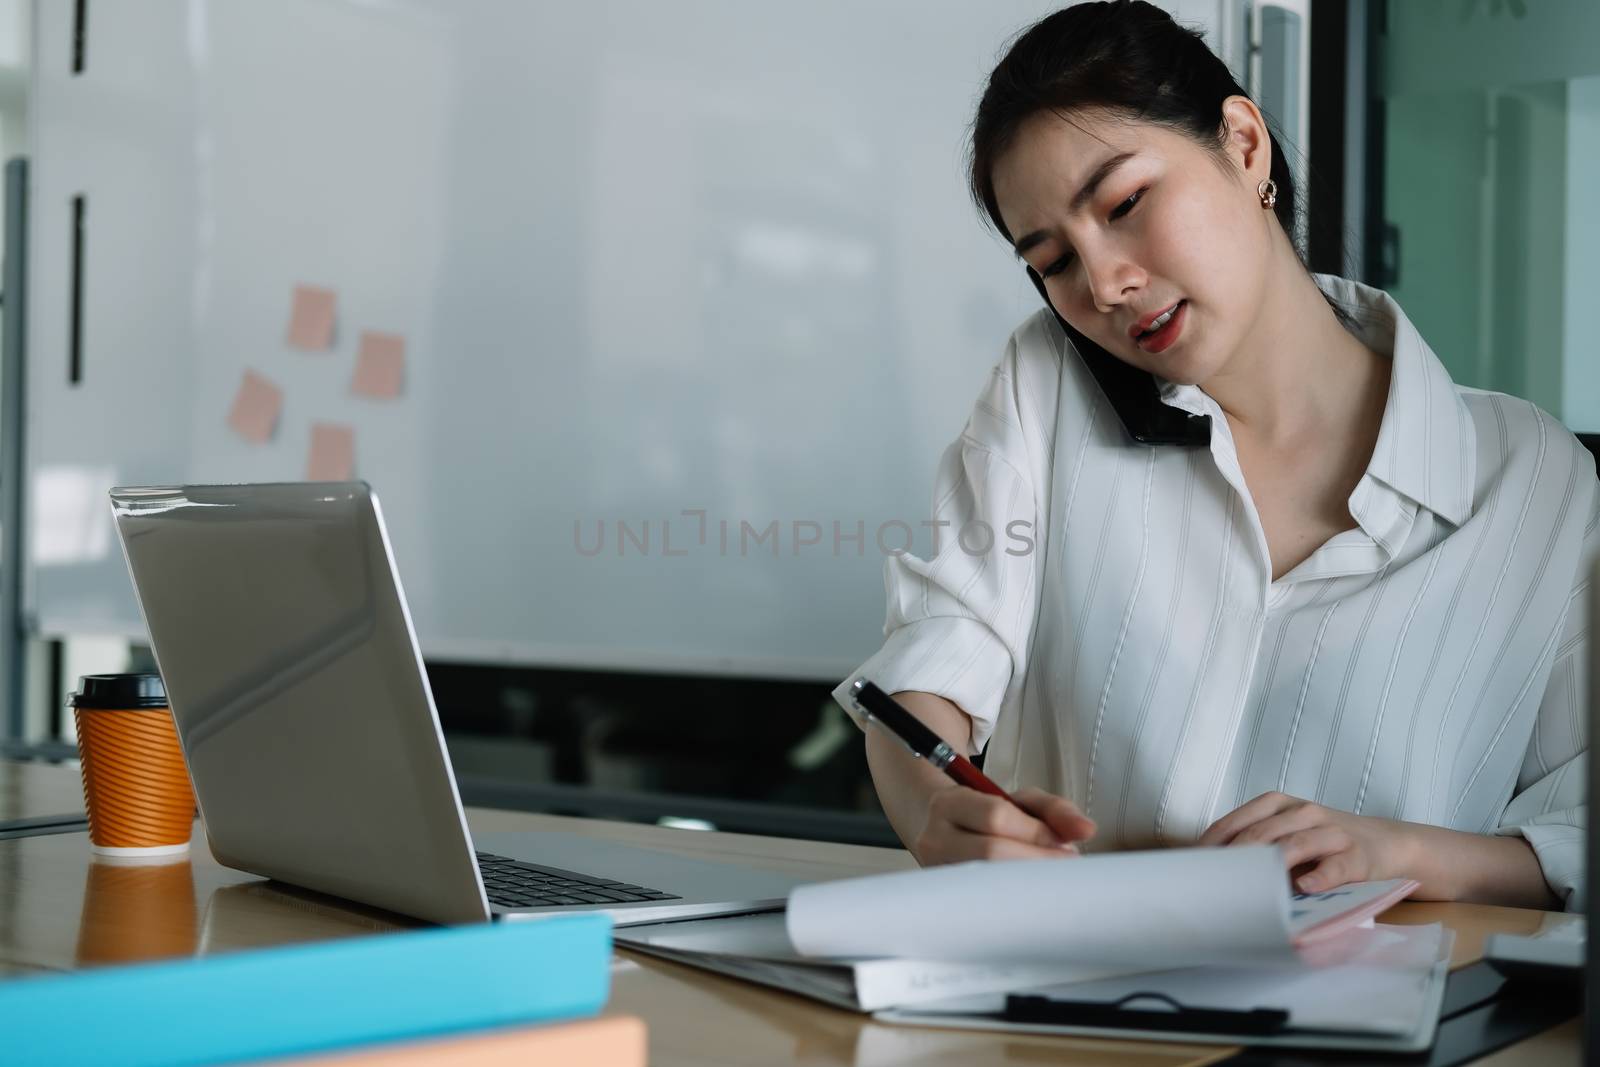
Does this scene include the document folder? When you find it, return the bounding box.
[4,913,612,1067]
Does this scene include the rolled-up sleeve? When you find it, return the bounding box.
[832,339,1047,755]
[1495,491,1598,911]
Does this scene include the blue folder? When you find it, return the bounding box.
[4,913,612,1067]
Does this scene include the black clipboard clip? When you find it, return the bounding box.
[1004,991,1291,1036]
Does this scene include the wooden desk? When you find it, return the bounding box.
[0,761,1580,1065]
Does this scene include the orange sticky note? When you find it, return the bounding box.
[287,284,337,350]
[351,331,405,399]
[227,370,283,444]
[306,423,355,481]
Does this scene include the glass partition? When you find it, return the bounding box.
[1378,0,1599,431]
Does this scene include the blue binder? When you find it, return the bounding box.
[4,913,612,1067]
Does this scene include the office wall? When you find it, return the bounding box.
[22,1,1246,681]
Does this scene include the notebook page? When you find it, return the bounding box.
[787,845,1298,969]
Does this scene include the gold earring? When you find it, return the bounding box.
[1258,178,1277,209]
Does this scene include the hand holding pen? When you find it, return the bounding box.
[851,680,1096,865]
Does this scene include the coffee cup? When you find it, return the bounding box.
[70,673,197,857]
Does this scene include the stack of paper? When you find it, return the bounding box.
[619,846,1447,1049]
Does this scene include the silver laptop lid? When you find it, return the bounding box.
[109,482,491,924]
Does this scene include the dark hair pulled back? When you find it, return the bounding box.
[967,0,1354,342]
[971,0,1296,240]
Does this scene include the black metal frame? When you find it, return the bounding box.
[1306,0,1386,287]
[1306,0,1349,276]
[1,159,28,751]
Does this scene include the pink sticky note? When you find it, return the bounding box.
[226,369,283,444]
[287,284,337,350]
[306,423,355,481]
[351,331,405,399]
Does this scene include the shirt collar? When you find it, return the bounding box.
[1157,274,1474,528]
[1315,273,1474,527]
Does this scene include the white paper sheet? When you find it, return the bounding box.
[787,845,1299,969]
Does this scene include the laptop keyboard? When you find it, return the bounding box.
[475,851,682,909]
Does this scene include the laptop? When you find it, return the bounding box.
[109,482,806,925]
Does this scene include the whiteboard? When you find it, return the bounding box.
[25,0,1236,679]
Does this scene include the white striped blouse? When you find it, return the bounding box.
[834,274,1598,908]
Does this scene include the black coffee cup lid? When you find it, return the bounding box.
[70,673,168,709]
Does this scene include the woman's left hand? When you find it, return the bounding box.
[1198,792,1418,894]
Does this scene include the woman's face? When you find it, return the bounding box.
[991,100,1274,387]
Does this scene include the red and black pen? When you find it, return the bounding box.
[850,679,1027,812]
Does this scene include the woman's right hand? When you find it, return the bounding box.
[912,785,1096,866]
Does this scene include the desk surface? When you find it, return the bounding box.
[0,761,1580,1066]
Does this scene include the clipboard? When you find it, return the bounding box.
[1004,990,1290,1035]
[872,926,1455,1052]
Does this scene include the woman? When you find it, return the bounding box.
[835,1,1596,909]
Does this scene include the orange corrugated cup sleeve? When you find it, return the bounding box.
[74,704,196,852]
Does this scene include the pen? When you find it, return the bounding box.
[849,679,1027,812]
